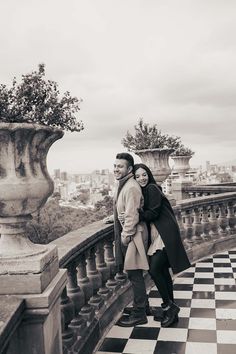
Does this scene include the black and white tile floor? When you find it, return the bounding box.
[96,248,236,354]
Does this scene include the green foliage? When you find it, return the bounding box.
[0,64,83,132]
[122,118,181,151]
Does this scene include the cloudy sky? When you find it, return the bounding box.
[1,0,236,173]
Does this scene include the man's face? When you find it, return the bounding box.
[114,159,131,180]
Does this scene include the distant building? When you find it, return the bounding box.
[54,169,60,179]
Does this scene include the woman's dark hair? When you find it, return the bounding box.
[133,163,157,184]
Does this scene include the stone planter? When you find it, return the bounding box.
[134,148,174,184]
[171,155,192,179]
[0,123,63,258]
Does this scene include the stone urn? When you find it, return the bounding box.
[171,155,192,179]
[0,123,63,259]
[134,148,174,184]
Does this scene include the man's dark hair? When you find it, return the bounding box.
[116,152,134,168]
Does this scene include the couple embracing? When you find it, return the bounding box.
[112,152,190,328]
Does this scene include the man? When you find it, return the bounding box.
[113,152,149,327]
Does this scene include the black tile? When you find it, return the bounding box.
[154,341,186,354]
[190,308,216,318]
[130,326,159,340]
[217,343,236,354]
[187,329,217,342]
[194,278,214,284]
[216,300,236,309]
[213,263,232,267]
[215,285,236,292]
[173,284,193,291]
[148,290,161,298]
[195,267,214,272]
[178,272,195,278]
[214,273,233,278]
[228,250,236,254]
[232,267,236,272]
[192,291,215,299]
[98,338,127,352]
[175,298,191,307]
[213,254,230,258]
[216,319,236,330]
[199,258,213,263]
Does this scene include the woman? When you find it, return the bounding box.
[133,163,191,327]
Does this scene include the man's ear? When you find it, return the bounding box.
[128,165,133,174]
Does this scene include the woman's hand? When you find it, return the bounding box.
[118,212,125,225]
[103,215,114,224]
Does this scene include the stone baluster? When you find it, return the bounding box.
[192,207,203,242]
[201,206,211,240]
[60,286,75,350]
[218,203,229,237]
[209,204,219,238]
[67,263,87,337]
[226,201,236,234]
[96,241,112,301]
[183,209,194,244]
[175,207,186,244]
[104,238,120,292]
[189,192,195,198]
[86,247,105,311]
[196,192,202,197]
[77,255,95,322]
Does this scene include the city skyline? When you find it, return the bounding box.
[1,1,236,174]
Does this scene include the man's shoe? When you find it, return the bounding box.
[116,314,148,327]
[161,302,180,328]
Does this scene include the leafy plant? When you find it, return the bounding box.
[171,144,194,156]
[122,118,182,151]
[0,64,83,132]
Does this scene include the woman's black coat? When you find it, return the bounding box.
[139,183,191,274]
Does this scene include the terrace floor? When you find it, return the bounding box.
[96,248,236,354]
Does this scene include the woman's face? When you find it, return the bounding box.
[135,167,149,187]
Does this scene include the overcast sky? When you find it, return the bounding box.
[1,0,236,173]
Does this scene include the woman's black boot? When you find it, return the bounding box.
[161,302,180,327]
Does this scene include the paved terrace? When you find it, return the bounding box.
[96,248,236,354]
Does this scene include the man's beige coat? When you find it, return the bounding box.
[116,177,149,270]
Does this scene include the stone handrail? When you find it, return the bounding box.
[0,297,25,354]
[183,184,236,198]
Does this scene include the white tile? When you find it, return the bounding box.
[229,254,236,259]
[214,278,236,285]
[217,330,236,344]
[158,327,188,342]
[185,342,217,354]
[106,326,133,338]
[184,267,196,273]
[123,339,157,353]
[216,308,236,319]
[213,258,231,263]
[195,272,214,278]
[191,299,215,308]
[196,262,214,268]
[148,298,162,307]
[213,267,232,273]
[189,317,216,330]
[179,307,191,317]
[96,352,120,354]
[193,284,215,292]
[173,290,193,299]
[174,277,194,284]
[215,291,236,300]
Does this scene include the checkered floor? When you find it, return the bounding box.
[96,248,236,354]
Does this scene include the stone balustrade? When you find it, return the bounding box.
[1,192,236,354]
[183,184,236,198]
